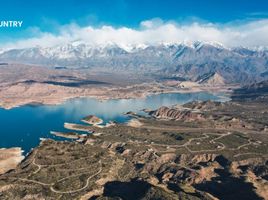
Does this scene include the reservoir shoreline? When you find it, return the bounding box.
[0,83,233,110]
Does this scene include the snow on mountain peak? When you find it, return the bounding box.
[0,41,268,63]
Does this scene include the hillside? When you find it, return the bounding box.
[197,72,226,85]
[232,80,268,101]
[1,42,268,84]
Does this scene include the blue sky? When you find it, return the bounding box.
[0,0,268,48]
[1,0,268,27]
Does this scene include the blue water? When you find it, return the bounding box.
[0,92,227,153]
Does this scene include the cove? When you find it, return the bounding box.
[0,92,227,153]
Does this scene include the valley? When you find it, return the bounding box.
[0,82,268,199]
[0,63,232,109]
[1,1,268,199]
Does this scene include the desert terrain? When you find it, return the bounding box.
[0,64,233,109]
[0,83,267,200]
[0,148,24,175]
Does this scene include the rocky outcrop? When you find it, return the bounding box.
[151,106,205,121]
[183,100,223,111]
[81,115,103,125]
[198,72,226,86]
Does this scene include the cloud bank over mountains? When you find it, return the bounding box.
[3,18,268,49]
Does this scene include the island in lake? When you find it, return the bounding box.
[0,81,267,200]
[1,1,268,198]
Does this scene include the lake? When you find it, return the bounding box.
[0,92,228,153]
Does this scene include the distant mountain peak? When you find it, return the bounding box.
[0,42,267,84]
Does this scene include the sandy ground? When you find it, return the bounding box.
[0,64,236,109]
[126,119,143,128]
[0,81,234,109]
[0,148,24,174]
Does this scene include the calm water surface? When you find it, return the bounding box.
[0,92,227,153]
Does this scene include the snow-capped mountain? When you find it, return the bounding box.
[0,41,268,83]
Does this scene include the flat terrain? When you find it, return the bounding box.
[0,64,233,109]
[0,97,267,200]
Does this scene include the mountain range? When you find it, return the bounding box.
[1,41,268,84]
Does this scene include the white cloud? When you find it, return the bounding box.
[2,18,268,49]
